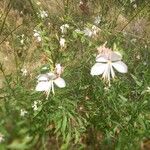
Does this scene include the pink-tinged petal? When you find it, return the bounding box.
[91,63,106,75]
[96,55,108,62]
[111,51,122,61]
[55,64,62,75]
[112,61,128,73]
[54,77,66,88]
[35,82,51,91]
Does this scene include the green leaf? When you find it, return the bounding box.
[7,136,32,149]
[131,74,142,87]
[61,115,67,134]
[118,94,128,103]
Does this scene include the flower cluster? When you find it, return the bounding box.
[33,29,42,42]
[91,43,128,85]
[60,24,69,34]
[74,25,101,38]
[32,100,42,111]
[39,10,48,18]
[20,109,28,117]
[83,25,101,38]
[59,24,69,49]
[21,68,27,76]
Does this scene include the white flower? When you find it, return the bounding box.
[37,36,42,42]
[0,133,4,143]
[20,109,28,117]
[33,32,40,37]
[32,101,38,111]
[83,28,93,37]
[133,4,137,8]
[35,64,66,98]
[91,25,101,37]
[60,24,69,34]
[40,10,48,18]
[83,25,100,37]
[59,37,66,48]
[33,30,40,37]
[32,100,42,111]
[36,72,66,93]
[33,30,42,42]
[91,51,128,84]
[94,16,101,25]
[21,68,27,76]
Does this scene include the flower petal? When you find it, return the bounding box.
[35,82,51,91]
[54,77,66,88]
[112,61,128,73]
[102,63,110,81]
[37,74,49,81]
[90,63,106,75]
[96,55,108,62]
[111,51,122,61]
[47,72,57,80]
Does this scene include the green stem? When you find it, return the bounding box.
[0,0,12,36]
[0,63,16,98]
[120,2,148,31]
[28,0,39,19]
[0,24,22,45]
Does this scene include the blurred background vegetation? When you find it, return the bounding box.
[0,0,150,149]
